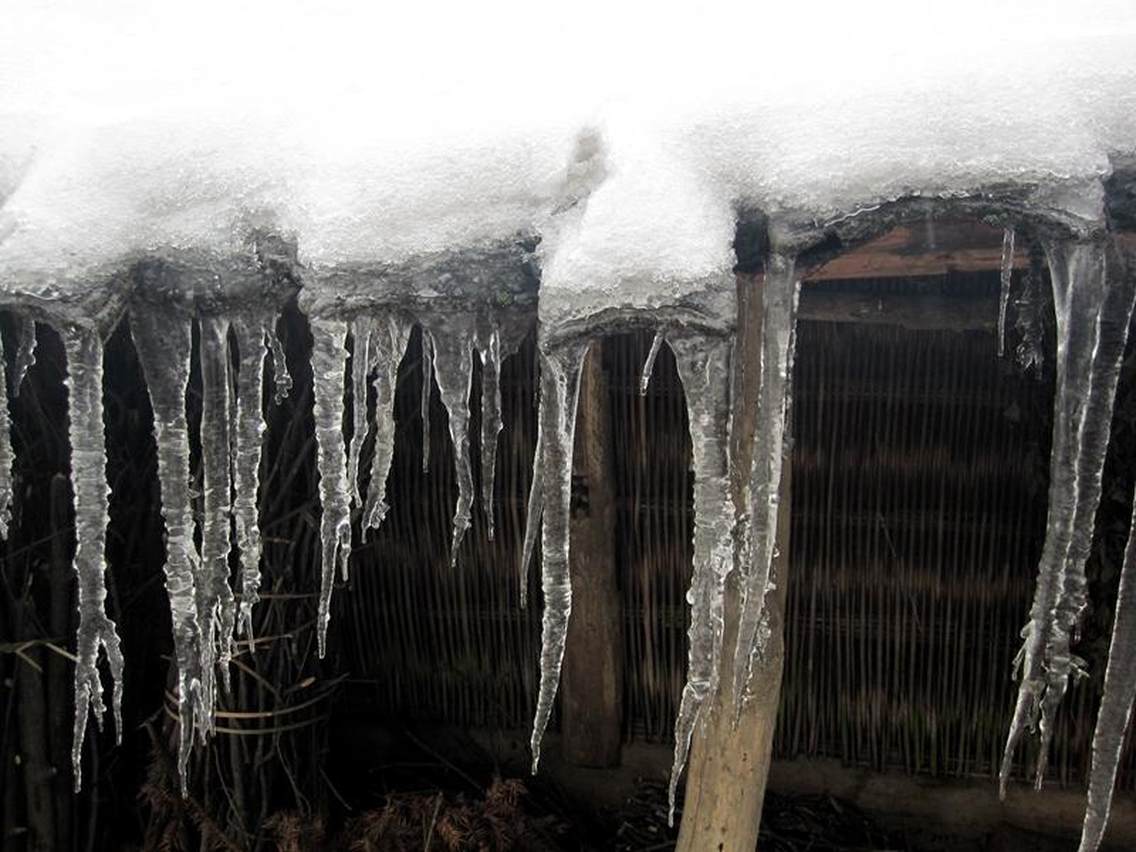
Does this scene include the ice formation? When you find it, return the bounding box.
[997,228,1016,357]
[2,5,1136,846]
[1001,238,1136,801]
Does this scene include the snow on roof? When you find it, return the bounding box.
[1,1,1135,329]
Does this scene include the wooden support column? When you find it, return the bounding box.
[561,340,623,767]
[676,273,794,851]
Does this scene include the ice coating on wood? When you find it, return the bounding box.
[1001,238,1136,794]
[528,339,589,772]
[362,314,412,531]
[666,331,734,825]
[426,320,476,565]
[997,228,1016,357]
[11,317,36,398]
[732,252,800,713]
[311,318,351,658]
[231,316,270,641]
[130,307,203,790]
[198,316,237,698]
[62,325,125,791]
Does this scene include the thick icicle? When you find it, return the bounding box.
[639,327,665,395]
[0,324,15,539]
[11,317,36,398]
[519,398,544,610]
[362,314,411,531]
[997,227,1016,357]
[1001,239,1136,793]
[131,308,202,790]
[529,339,589,772]
[1014,244,1047,376]
[198,316,237,699]
[731,252,800,714]
[666,331,734,825]
[479,324,503,540]
[1078,487,1136,852]
[231,316,269,641]
[346,317,373,508]
[421,328,434,472]
[428,323,476,565]
[311,318,351,657]
[266,320,292,404]
[62,325,125,791]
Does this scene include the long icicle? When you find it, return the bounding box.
[429,324,476,565]
[480,324,503,541]
[231,315,270,642]
[421,327,434,473]
[732,251,800,714]
[666,331,733,825]
[0,321,15,539]
[62,325,125,791]
[529,338,589,772]
[130,308,202,789]
[1079,463,1136,851]
[519,389,545,610]
[1001,238,1136,793]
[997,227,1016,357]
[363,314,412,531]
[198,316,237,699]
[311,318,351,657]
[346,316,373,508]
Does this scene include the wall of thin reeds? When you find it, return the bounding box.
[336,270,1136,791]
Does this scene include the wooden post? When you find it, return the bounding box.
[676,273,793,851]
[561,340,623,767]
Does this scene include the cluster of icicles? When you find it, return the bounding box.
[1,232,1135,850]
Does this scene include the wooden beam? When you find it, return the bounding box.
[799,289,997,330]
[561,340,622,768]
[806,221,1026,281]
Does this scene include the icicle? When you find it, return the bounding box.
[62,325,125,791]
[231,316,269,642]
[529,338,589,772]
[666,331,733,825]
[480,324,503,540]
[11,317,36,398]
[198,316,237,698]
[362,314,412,531]
[311,318,351,657]
[1078,488,1136,852]
[0,325,14,539]
[1014,244,1047,376]
[131,308,202,791]
[519,402,544,610]
[429,323,476,565]
[997,227,1016,357]
[639,327,664,395]
[732,251,800,715]
[346,317,373,508]
[266,319,292,404]
[1001,238,1136,794]
[420,328,434,472]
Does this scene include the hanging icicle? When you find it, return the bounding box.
[428,321,476,565]
[639,327,665,396]
[231,315,270,642]
[666,330,734,825]
[62,324,125,791]
[421,328,434,473]
[266,318,292,404]
[479,322,503,540]
[0,323,15,540]
[131,307,203,790]
[997,227,1016,357]
[346,316,373,508]
[731,251,801,715]
[362,313,412,531]
[1001,237,1136,793]
[528,338,590,772]
[1014,243,1048,376]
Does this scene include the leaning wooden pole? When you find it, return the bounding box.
[676,272,793,850]
[561,340,623,767]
